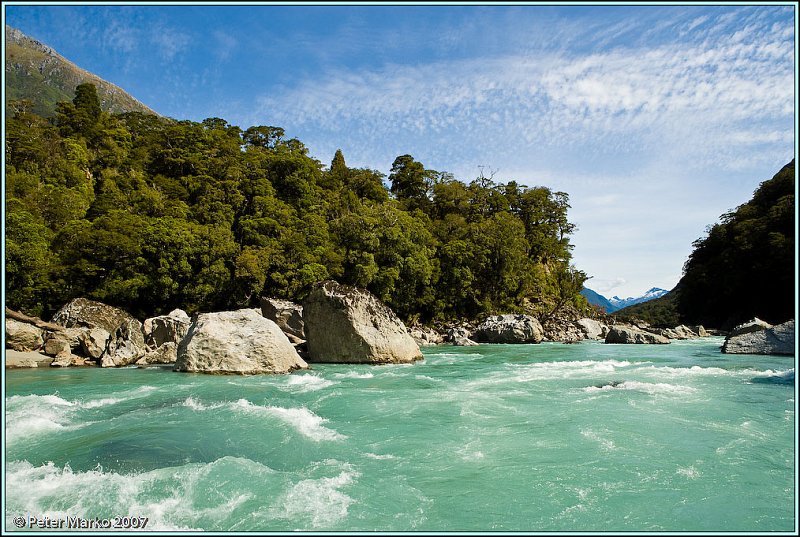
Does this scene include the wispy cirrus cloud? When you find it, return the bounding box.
[150,25,191,61]
[248,6,793,297]
[256,11,792,178]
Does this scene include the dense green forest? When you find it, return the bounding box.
[5,83,588,323]
[676,160,795,330]
[617,160,795,330]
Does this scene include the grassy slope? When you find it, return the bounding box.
[5,25,157,117]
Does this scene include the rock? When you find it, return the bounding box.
[51,349,74,367]
[52,298,134,333]
[473,314,544,344]
[260,298,305,340]
[727,318,772,338]
[543,320,585,343]
[143,309,190,348]
[575,318,608,340]
[78,327,111,359]
[5,350,52,368]
[136,342,178,365]
[174,309,308,374]
[722,319,794,355]
[659,325,699,340]
[302,280,423,364]
[51,298,147,366]
[453,336,479,346]
[101,318,147,367]
[42,329,84,356]
[689,325,709,337]
[5,318,44,351]
[409,326,444,346]
[445,326,473,343]
[605,325,670,344]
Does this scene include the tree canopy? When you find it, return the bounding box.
[676,160,795,330]
[5,84,588,322]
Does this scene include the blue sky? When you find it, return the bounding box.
[4,3,796,299]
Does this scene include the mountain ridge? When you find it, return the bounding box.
[581,286,668,313]
[5,24,157,117]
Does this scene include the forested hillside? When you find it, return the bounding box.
[5,83,588,322]
[617,161,795,330]
[676,160,795,330]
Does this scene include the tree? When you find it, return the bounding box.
[389,154,436,213]
[677,160,795,329]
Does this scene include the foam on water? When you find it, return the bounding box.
[462,359,638,389]
[179,398,345,442]
[5,385,165,445]
[582,380,697,396]
[425,352,484,365]
[282,374,336,393]
[676,466,700,479]
[268,466,359,529]
[580,429,616,451]
[4,457,281,531]
[231,400,346,442]
[636,365,794,379]
[181,396,225,411]
[364,453,396,460]
[332,372,374,379]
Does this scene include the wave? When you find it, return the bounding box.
[5,389,156,444]
[332,372,374,379]
[425,352,484,365]
[582,380,697,396]
[180,398,345,442]
[268,469,358,528]
[462,360,638,388]
[5,457,277,531]
[282,374,336,393]
[580,429,616,451]
[363,452,396,460]
[635,365,794,379]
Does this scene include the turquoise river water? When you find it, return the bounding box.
[4,338,797,532]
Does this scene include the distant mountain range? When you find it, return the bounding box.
[5,25,156,117]
[581,286,669,313]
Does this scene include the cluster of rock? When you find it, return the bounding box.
[722,318,794,355]
[420,316,709,347]
[9,286,793,372]
[6,300,191,368]
[6,281,424,373]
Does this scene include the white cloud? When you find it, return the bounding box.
[151,26,191,61]
[256,18,792,177]
[588,278,627,294]
[247,7,793,298]
[103,19,138,53]
[213,30,237,62]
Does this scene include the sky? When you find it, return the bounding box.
[3,2,796,299]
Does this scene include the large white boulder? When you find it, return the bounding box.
[302,281,423,364]
[174,309,308,374]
